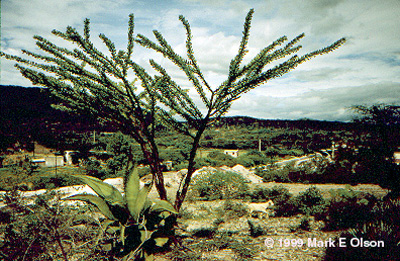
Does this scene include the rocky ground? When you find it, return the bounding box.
[0,165,389,260]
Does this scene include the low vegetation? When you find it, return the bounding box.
[1,170,398,260]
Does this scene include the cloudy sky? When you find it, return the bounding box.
[1,0,399,121]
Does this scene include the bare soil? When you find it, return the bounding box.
[151,178,388,261]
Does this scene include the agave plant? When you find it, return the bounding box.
[65,167,178,260]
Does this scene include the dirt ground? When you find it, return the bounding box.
[150,180,387,261]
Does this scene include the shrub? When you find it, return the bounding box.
[322,187,377,230]
[81,158,107,179]
[274,196,299,217]
[190,170,249,200]
[248,220,266,237]
[274,186,325,217]
[268,186,296,217]
[205,151,237,167]
[259,164,293,182]
[248,186,274,202]
[219,200,249,219]
[295,186,326,216]
[0,190,98,260]
[298,216,311,231]
[324,199,400,261]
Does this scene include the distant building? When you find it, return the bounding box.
[224,149,240,158]
[44,155,64,167]
[394,152,400,165]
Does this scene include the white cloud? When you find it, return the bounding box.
[1,0,399,121]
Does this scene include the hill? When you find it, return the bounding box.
[0,85,107,152]
[1,85,353,153]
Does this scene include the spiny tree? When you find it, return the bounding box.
[135,9,345,209]
[1,9,345,210]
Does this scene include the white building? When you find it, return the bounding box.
[224,149,240,158]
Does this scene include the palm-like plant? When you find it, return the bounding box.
[65,167,177,260]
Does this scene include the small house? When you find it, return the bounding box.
[394,152,400,165]
[224,149,240,158]
[44,155,64,167]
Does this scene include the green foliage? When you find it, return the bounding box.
[259,164,293,182]
[295,186,326,216]
[102,132,135,176]
[219,200,249,219]
[190,170,249,200]
[247,220,267,237]
[324,199,400,261]
[65,167,178,260]
[245,185,292,204]
[352,104,400,193]
[247,186,274,202]
[0,190,98,260]
[237,150,272,167]
[322,187,377,231]
[274,186,325,217]
[298,216,312,231]
[81,158,108,179]
[204,151,237,167]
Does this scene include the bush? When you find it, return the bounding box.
[258,164,293,183]
[295,186,326,216]
[81,158,107,179]
[324,199,400,260]
[205,151,237,167]
[190,170,249,200]
[274,196,299,217]
[322,187,377,230]
[248,220,267,237]
[219,200,249,219]
[267,186,295,217]
[298,216,311,231]
[274,186,326,217]
[248,186,274,202]
[0,190,99,260]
